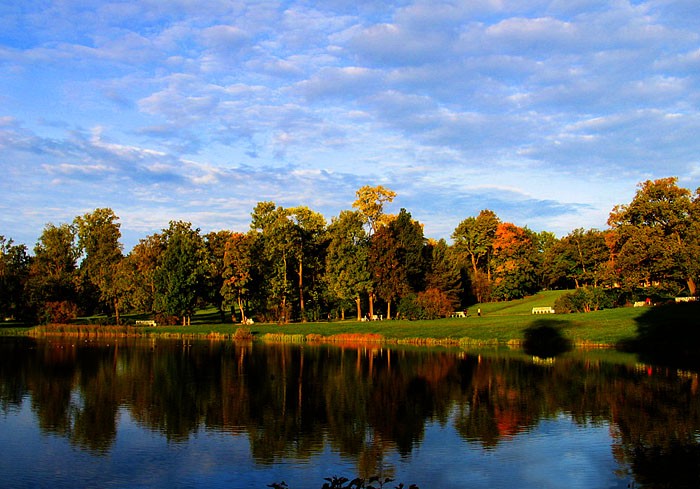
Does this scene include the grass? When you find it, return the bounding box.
[17,290,655,348]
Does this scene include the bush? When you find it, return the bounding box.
[154,312,179,325]
[43,301,78,323]
[554,287,621,313]
[415,288,454,319]
[269,476,418,489]
[398,289,456,320]
[233,327,253,341]
[397,294,421,320]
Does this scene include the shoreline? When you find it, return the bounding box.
[13,322,617,349]
[7,301,698,352]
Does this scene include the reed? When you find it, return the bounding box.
[325,333,384,343]
[27,323,144,338]
[261,332,306,343]
[396,337,461,346]
[459,337,500,347]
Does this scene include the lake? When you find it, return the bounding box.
[0,336,698,488]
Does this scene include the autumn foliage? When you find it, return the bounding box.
[3,179,700,325]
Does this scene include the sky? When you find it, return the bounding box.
[2,0,700,252]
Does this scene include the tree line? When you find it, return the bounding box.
[1,178,699,325]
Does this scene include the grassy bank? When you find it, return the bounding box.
[17,291,659,348]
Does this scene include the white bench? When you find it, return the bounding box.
[633,301,646,307]
[531,307,555,314]
[451,311,466,318]
[675,297,697,303]
[135,320,157,327]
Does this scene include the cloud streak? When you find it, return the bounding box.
[1,0,698,251]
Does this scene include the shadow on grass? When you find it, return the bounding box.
[191,309,227,325]
[0,321,30,334]
[523,320,572,359]
[618,302,700,371]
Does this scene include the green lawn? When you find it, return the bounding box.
[17,290,671,347]
[94,291,651,346]
[139,305,644,346]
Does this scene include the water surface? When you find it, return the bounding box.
[1,337,698,488]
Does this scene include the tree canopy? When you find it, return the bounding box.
[4,178,699,324]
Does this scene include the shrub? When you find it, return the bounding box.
[43,301,78,323]
[154,312,179,325]
[397,294,422,320]
[415,288,454,319]
[554,287,621,313]
[233,327,253,341]
[398,289,456,320]
[269,475,418,489]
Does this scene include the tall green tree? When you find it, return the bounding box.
[221,232,255,323]
[608,177,698,294]
[543,228,610,289]
[204,230,235,320]
[325,210,371,320]
[153,221,207,324]
[26,223,79,322]
[452,209,500,302]
[424,238,461,308]
[0,236,31,320]
[74,208,124,321]
[123,233,164,314]
[391,208,426,293]
[288,206,327,322]
[250,202,296,322]
[370,225,407,319]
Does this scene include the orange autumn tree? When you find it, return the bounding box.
[491,222,540,300]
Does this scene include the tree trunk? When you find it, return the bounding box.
[473,269,482,303]
[237,295,246,323]
[355,296,362,320]
[113,298,120,325]
[281,296,287,324]
[386,300,392,320]
[577,241,587,275]
[280,253,288,323]
[369,292,375,319]
[688,277,697,296]
[487,253,492,282]
[298,260,306,322]
[472,256,483,303]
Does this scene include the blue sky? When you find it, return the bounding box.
[2,0,699,252]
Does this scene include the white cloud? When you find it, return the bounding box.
[295,66,381,100]
[2,0,700,251]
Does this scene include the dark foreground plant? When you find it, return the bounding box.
[233,326,253,341]
[268,475,419,489]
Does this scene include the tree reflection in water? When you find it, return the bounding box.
[1,336,699,487]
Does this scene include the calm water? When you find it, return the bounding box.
[1,337,698,489]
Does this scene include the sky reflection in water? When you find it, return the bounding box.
[1,337,695,488]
